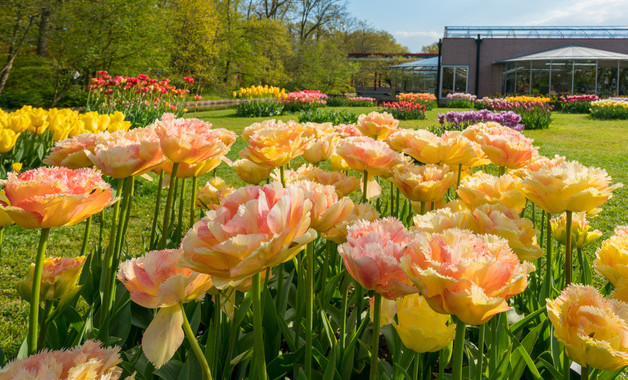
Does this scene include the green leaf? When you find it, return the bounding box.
[154,360,184,379]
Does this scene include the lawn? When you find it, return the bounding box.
[1,106,627,358]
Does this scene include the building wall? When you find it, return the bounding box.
[440,38,628,97]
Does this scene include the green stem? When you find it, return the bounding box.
[222,291,241,380]
[340,277,349,352]
[190,176,198,229]
[120,176,135,245]
[456,164,462,188]
[79,216,93,257]
[540,211,546,249]
[565,211,573,286]
[28,227,51,355]
[390,182,395,216]
[420,201,425,215]
[430,201,435,211]
[252,272,268,380]
[319,240,332,302]
[413,353,421,380]
[577,248,586,284]
[180,303,212,380]
[394,187,399,216]
[564,354,571,380]
[305,243,314,378]
[545,213,553,300]
[452,317,466,380]
[362,170,369,203]
[176,177,187,237]
[279,165,285,187]
[161,163,179,249]
[37,300,53,349]
[581,365,588,380]
[370,293,381,380]
[439,347,446,380]
[498,166,506,176]
[477,323,485,380]
[150,169,164,247]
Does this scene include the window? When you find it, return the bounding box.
[440,66,468,98]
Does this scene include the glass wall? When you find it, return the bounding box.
[502,60,628,96]
[440,66,468,97]
[392,68,437,94]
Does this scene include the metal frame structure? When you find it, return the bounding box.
[444,26,628,39]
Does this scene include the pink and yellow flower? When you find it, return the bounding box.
[457,172,526,213]
[391,163,456,203]
[547,284,628,371]
[322,203,380,244]
[356,111,398,140]
[463,123,537,169]
[180,182,317,288]
[401,228,534,325]
[232,158,273,184]
[551,212,602,248]
[287,180,354,233]
[336,136,401,177]
[17,256,85,302]
[0,167,117,229]
[196,177,236,209]
[240,123,309,168]
[44,133,99,169]
[302,133,337,164]
[593,226,628,286]
[339,218,417,299]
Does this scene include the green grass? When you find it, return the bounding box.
[1,107,627,358]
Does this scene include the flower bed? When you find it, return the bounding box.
[560,95,599,114]
[281,90,328,112]
[590,99,628,119]
[475,97,553,129]
[397,92,437,110]
[381,100,426,120]
[347,96,376,107]
[445,93,477,108]
[298,108,358,124]
[438,109,524,131]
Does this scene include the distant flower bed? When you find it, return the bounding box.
[281,90,328,112]
[381,101,426,120]
[87,71,191,128]
[397,93,437,110]
[590,99,628,120]
[438,110,524,131]
[236,100,284,117]
[233,85,286,99]
[298,108,358,124]
[445,93,477,108]
[475,97,553,130]
[347,97,376,107]
[559,95,599,114]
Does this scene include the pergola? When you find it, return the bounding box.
[390,57,439,95]
[497,45,628,96]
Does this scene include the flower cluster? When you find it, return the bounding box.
[590,99,628,120]
[445,92,477,108]
[438,110,524,131]
[560,95,599,103]
[347,96,376,106]
[475,97,553,129]
[281,90,328,112]
[232,84,286,99]
[381,101,426,120]
[397,93,436,102]
[505,95,551,103]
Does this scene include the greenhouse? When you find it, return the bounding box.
[498,45,628,96]
[390,57,438,95]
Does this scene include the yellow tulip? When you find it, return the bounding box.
[551,212,602,248]
[12,162,22,172]
[593,226,628,286]
[394,294,456,353]
[0,129,20,153]
[17,256,86,302]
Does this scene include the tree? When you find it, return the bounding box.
[421,42,439,54]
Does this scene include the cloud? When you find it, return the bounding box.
[395,30,441,39]
[393,30,441,52]
[525,0,628,25]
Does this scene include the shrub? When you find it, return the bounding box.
[325,97,348,107]
[381,101,426,120]
[298,108,358,124]
[235,100,284,117]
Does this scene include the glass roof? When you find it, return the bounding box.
[390,57,439,69]
[444,26,628,39]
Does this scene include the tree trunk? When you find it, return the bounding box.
[0,55,17,97]
[36,7,51,57]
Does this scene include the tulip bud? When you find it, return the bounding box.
[17,257,85,302]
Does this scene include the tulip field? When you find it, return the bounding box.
[1,104,628,380]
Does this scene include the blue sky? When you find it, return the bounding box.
[346,0,628,52]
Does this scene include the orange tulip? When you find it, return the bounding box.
[86,128,166,178]
[153,113,236,164]
[521,160,622,214]
[387,129,442,164]
[462,123,537,169]
[0,167,117,229]
[287,180,354,233]
[357,111,398,140]
[240,123,309,168]
[547,284,628,371]
[457,172,526,213]
[401,228,534,325]
[180,182,317,288]
[44,133,99,169]
[232,158,273,184]
[303,133,337,164]
[196,177,235,209]
[336,136,402,177]
[17,256,85,302]
[391,163,456,203]
[339,218,417,299]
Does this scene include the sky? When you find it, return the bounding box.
[345,0,628,52]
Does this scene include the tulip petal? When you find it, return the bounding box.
[142,305,184,369]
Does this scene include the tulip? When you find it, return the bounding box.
[17,256,85,302]
[356,111,398,140]
[330,154,351,172]
[547,284,628,372]
[281,164,360,198]
[391,163,456,203]
[336,136,401,178]
[180,182,316,287]
[370,296,397,327]
[394,293,456,353]
[551,212,602,248]
[160,157,222,179]
[462,123,537,169]
[287,180,354,233]
[302,133,337,164]
[239,123,308,168]
[401,228,534,325]
[0,340,133,379]
[196,177,235,210]
[457,172,526,213]
[322,203,380,244]
[339,218,417,300]
[232,158,273,184]
[86,128,166,178]
[117,249,213,373]
[521,160,622,215]
[0,129,20,153]
[387,129,442,164]
[44,133,99,169]
[593,226,628,287]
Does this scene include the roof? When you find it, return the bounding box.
[445,26,628,39]
[496,45,628,63]
[390,57,439,69]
